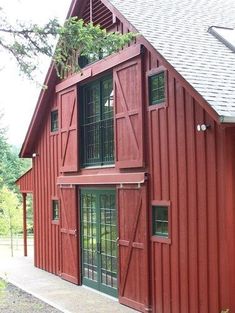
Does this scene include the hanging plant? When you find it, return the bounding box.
[53,17,137,79]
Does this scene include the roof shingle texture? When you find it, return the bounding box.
[109,0,235,117]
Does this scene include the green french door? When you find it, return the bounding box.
[80,189,117,297]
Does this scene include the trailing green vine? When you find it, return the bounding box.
[53,18,137,79]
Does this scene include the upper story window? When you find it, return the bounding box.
[51,110,58,132]
[149,71,165,105]
[80,75,114,167]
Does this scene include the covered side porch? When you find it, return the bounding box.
[15,168,33,256]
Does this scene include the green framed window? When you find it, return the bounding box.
[152,205,168,237]
[52,200,59,220]
[80,76,114,167]
[149,72,165,105]
[51,110,58,132]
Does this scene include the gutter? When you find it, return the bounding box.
[219,115,235,123]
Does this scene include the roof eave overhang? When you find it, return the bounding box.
[19,0,87,158]
[19,64,57,158]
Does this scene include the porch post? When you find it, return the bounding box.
[22,193,27,257]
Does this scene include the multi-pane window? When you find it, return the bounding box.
[152,206,168,237]
[149,72,165,105]
[80,76,114,167]
[52,200,59,220]
[51,110,58,132]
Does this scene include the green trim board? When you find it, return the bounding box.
[80,189,117,297]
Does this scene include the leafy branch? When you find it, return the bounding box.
[0,12,136,80]
[53,18,137,78]
[0,10,60,79]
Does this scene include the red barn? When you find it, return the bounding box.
[17,0,235,312]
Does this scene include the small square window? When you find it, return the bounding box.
[149,72,165,105]
[152,206,168,237]
[52,200,59,220]
[51,110,58,132]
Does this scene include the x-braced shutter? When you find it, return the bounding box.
[59,86,78,172]
[60,186,79,284]
[114,56,144,168]
[118,186,150,312]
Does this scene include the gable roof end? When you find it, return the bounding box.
[109,0,235,119]
[20,0,235,157]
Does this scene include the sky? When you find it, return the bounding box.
[0,0,71,147]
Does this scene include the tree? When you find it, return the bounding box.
[0,7,136,80]
[0,113,32,247]
[0,113,31,192]
[0,186,22,256]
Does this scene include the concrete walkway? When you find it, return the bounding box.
[0,245,136,313]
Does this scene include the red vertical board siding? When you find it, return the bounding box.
[16,169,33,193]
[195,103,209,313]
[118,186,150,312]
[185,96,199,313]
[216,127,230,310]
[24,23,234,313]
[114,56,144,168]
[205,114,220,312]
[148,53,230,313]
[225,128,235,311]
[33,96,60,276]
[176,84,189,313]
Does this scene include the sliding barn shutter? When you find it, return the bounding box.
[60,186,79,284]
[114,56,144,168]
[59,86,78,172]
[118,186,150,312]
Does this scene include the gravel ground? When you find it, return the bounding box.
[0,279,62,313]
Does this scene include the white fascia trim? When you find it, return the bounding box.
[220,115,235,123]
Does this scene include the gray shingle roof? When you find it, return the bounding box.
[109,0,235,118]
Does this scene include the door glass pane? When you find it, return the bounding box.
[100,193,117,289]
[82,193,97,282]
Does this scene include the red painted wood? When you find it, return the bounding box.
[55,45,142,93]
[225,128,235,311]
[185,95,199,313]
[16,168,33,193]
[16,0,235,312]
[118,186,150,312]
[60,186,79,284]
[30,96,61,275]
[57,172,146,185]
[114,56,144,169]
[59,86,78,173]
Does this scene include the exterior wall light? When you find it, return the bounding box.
[196,124,210,132]
[32,153,39,158]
